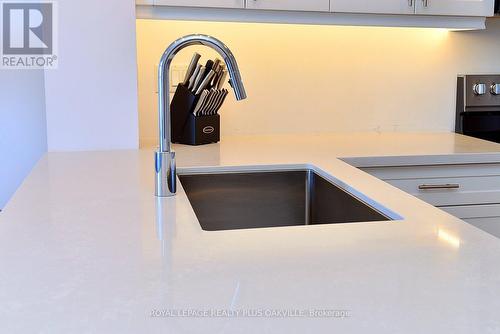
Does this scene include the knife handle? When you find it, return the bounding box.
[193,90,209,116]
[188,64,202,90]
[217,71,228,90]
[192,66,206,93]
[195,70,215,95]
[183,53,201,86]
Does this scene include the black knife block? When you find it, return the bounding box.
[170,84,220,145]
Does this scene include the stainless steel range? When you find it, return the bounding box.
[455,74,500,143]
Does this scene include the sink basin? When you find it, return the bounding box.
[179,166,398,231]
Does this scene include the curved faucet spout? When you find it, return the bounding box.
[155,34,247,197]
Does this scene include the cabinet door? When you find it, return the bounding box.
[330,0,415,15]
[246,0,329,12]
[415,0,494,16]
[154,0,245,9]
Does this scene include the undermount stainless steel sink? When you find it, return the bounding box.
[179,167,399,231]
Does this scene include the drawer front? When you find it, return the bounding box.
[441,204,500,238]
[386,176,500,206]
[362,164,500,180]
[464,217,500,238]
[362,163,500,207]
[441,204,500,219]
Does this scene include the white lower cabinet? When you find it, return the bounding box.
[440,204,500,238]
[441,205,500,237]
[464,217,500,238]
[361,163,500,238]
[385,175,500,206]
[440,204,500,220]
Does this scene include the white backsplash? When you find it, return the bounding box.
[136,18,500,147]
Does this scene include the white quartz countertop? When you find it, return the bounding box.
[2,132,500,333]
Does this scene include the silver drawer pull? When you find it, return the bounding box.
[418,184,460,190]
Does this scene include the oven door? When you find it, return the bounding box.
[460,112,500,143]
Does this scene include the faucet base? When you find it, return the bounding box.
[155,151,176,197]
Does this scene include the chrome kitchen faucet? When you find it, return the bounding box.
[155,34,247,197]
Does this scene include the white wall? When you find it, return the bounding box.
[136,18,500,147]
[0,70,47,209]
[44,0,139,151]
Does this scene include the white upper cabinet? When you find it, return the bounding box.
[153,0,244,9]
[146,0,494,16]
[415,0,494,16]
[137,0,492,29]
[245,0,330,12]
[330,0,415,15]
